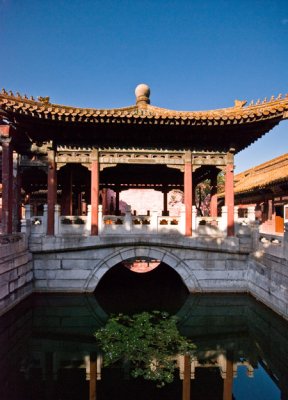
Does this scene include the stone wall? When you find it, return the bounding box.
[0,235,33,315]
[248,253,288,319]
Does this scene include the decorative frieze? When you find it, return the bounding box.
[192,153,227,166]
[53,147,231,171]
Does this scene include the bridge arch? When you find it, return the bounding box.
[84,245,201,292]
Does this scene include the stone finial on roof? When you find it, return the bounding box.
[135,83,150,106]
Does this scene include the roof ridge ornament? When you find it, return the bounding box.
[135,83,150,107]
[38,96,51,105]
[234,99,247,108]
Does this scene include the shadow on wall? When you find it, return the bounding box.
[94,262,189,315]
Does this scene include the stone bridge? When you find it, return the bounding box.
[1,229,288,320]
[30,234,249,293]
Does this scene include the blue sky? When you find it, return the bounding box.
[1,0,288,172]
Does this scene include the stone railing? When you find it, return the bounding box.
[21,203,270,239]
[102,208,184,235]
[253,228,288,259]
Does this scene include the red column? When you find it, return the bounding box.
[1,126,13,234]
[225,161,234,236]
[184,152,192,236]
[182,355,191,400]
[47,149,57,235]
[268,199,273,220]
[91,152,99,235]
[89,352,97,400]
[210,172,218,218]
[223,356,233,400]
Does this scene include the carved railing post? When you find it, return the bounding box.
[98,205,103,234]
[151,210,159,232]
[124,205,132,232]
[220,206,228,235]
[54,204,61,235]
[86,205,92,235]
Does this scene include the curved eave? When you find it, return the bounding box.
[1,92,288,127]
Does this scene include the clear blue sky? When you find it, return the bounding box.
[1,0,288,172]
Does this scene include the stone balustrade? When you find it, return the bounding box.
[21,203,242,237]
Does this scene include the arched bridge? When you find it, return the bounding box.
[31,234,250,294]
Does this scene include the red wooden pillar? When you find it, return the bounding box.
[1,126,13,234]
[182,355,191,400]
[268,199,273,220]
[47,149,57,235]
[225,154,234,236]
[89,352,97,400]
[91,151,99,235]
[184,151,192,236]
[210,171,218,218]
[223,355,233,400]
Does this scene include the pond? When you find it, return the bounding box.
[1,289,287,400]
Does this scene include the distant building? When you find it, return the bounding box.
[220,153,288,233]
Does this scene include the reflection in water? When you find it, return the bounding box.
[0,293,287,400]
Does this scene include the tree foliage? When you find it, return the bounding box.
[95,311,196,387]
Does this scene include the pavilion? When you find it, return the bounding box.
[1,84,288,237]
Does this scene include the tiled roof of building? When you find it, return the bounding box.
[1,86,288,127]
[234,153,288,194]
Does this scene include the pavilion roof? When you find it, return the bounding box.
[1,87,288,126]
[1,85,288,153]
[234,153,288,194]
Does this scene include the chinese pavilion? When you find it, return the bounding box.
[1,84,288,237]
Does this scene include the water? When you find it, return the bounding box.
[1,292,287,400]
[1,264,287,400]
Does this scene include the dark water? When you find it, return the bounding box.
[1,265,288,399]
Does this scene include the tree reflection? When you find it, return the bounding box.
[95,311,196,387]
